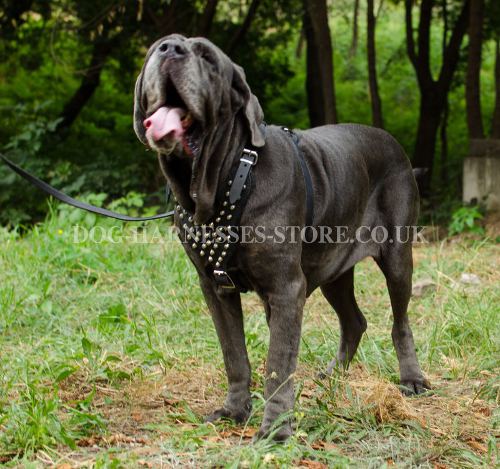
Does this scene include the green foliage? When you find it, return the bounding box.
[0,380,105,454]
[448,205,485,236]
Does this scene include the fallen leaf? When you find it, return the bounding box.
[220,427,257,439]
[137,461,153,468]
[433,463,449,469]
[467,439,488,453]
[298,459,328,469]
[311,440,337,451]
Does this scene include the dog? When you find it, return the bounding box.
[133,34,429,440]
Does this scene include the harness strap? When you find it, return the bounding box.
[282,127,315,226]
[229,148,257,204]
[0,153,174,222]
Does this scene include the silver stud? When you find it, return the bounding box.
[179,212,184,219]
[218,257,223,262]
[214,243,219,249]
[209,222,214,228]
[206,240,212,245]
[202,243,206,249]
[217,237,222,242]
[230,205,235,210]
[195,237,200,243]
[220,211,225,216]
[210,249,215,256]
[221,251,226,257]
[200,250,205,256]
[215,262,220,267]
[216,217,221,223]
[224,243,229,249]
[208,256,213,262]
[187,234,191,240]
[228,180,232,185]
[227,215,232,220]
[192,243,197,249]
[188,216,193,222]
[223,201,228,206]
[243,185,247,189]
[225,191,230,196]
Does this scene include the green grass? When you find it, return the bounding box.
[0,210,498,467]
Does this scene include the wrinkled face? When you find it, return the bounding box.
[134,35,235,158]
[134,35,265,223]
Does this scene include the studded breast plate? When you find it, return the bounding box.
[175,148,259,290]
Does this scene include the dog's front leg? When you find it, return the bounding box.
[258,272,306,441]
[199,276,252,424]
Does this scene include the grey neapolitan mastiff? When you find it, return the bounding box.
[133,34,429,440]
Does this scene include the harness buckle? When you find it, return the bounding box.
[241,148,258,166]
[213,269,236,289]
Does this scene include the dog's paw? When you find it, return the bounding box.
[399,377,431,396]
[254,422,293,442]
[204,406,251,424]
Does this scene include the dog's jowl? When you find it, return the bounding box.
[134,34,430,440]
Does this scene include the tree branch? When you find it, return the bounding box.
[226,0,261,55]
[56,38,115,132]
[405,0,418,68]
[438,0,470,92]
[416,0,434,86]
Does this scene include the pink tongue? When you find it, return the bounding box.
[144,107,185,141]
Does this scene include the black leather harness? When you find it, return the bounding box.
[176,126,315,291]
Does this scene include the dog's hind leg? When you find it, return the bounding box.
[320,267,367,375]
[375,245,430,395]
[199,277,252,423]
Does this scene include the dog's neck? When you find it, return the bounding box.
[158,115,249,224]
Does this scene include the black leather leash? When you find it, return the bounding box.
[0,153,174,222]
[1,125,314,228]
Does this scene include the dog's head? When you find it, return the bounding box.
[134,35,264,222]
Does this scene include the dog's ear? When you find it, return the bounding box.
[133,70,147,145]
[231,64,265,147]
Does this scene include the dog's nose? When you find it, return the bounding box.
[158,40,187,59]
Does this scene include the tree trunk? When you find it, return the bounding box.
[413,90,444,174]
[56,40,114,131]
[405,0,470,192]
[367,0,384,128]
[198,0,218,37]
[466,0,485,138]
[492,39,500,138]
[439,0,449,185]
[440,99,449,184]
[303,0,337,126]
[350,0,360,57]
